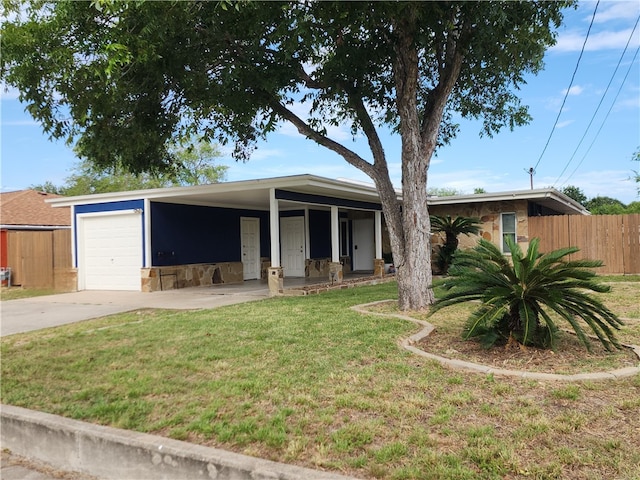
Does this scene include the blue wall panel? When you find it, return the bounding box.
[151,203,269,266]
[309,210,331,258]
[75,200,144,215]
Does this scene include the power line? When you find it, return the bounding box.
[554,14,640,188]
[532,0,600,173]
[559,43,640,188]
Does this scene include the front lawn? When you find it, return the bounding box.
[0,286,57,301]
[2,281,639,479]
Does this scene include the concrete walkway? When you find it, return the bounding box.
[1,281,270,336]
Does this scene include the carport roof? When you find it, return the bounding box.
[46,173,587,215]
[46,174,394,211]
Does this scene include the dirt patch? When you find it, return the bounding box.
[417,327,639,375]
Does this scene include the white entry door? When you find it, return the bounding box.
[280,216,305,277]
[241,217,260,280]
[78,212,143,291]
[352,218,374,271]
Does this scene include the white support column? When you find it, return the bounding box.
[304,206,310,260]
[71,205,77,268]
[375,210,383,259]
[331,206,340,263]
[144,198,152,268]
[269,188,280,268]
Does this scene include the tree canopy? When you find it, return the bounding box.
[561,186,638,214]
[31,141,227,196]
[1,0,571,309]
[561,185,588,206]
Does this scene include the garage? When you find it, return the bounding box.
[78,211,143,291]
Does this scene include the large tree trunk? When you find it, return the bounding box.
[386,8,435,310]
[373,148,434,311]
[398,159,435,310]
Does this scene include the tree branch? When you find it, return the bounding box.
[296,63,325,90]
[420,9,466,150]
[267,96,376,177]
[344,89,387,173]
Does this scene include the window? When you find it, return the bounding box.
[501,213,516,253]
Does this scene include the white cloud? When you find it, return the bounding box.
[247,147,285,161]
[555,120,575,129]
[593,1,640,23]
[550,170,638,203]
[0,84,21,101]
[428,169,511,194]
[553,28,640,52]
[613,95,640,110]
[562,85,584,96]
[1,120,39,127]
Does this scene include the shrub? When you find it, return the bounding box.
[431,238,623,351]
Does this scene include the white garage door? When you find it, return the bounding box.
[79,212,143,291]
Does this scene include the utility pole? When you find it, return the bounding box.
[526,167,535,189]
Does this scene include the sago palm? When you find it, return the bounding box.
[431,237,623,351]
[430,215,481,274]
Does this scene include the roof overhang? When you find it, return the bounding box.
[427,188,589,215]
[46,174,393,212]
[46,174,588,216]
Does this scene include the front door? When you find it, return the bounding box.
[280,216,305,277]
[352,218,374,271]
[240,217,260,280]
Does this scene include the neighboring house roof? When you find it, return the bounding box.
[428,188,589,215]
[46,174,588,216]
[0,190,71,228]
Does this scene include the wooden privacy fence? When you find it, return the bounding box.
[529,214,640,275]
[6,229,72,288]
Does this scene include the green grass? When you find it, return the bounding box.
[597,274,640,283]
[2,280,640,479]
[0,287,58,301]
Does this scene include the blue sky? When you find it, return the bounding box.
[1,1,639,203]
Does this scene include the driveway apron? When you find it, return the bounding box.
[1,283,269,336]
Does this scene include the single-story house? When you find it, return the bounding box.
[0,189,72,288]
[47,175,587,294]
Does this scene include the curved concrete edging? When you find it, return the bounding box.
[0,404,358,480]
[351,300,640,382]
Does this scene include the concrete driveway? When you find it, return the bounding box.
[0,282,269,336]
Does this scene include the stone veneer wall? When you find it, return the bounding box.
[429,200,530,252]
[305,257,352,278]
[141,262,243,292]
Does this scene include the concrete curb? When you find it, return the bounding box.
[1,405,358,480]
[351,300,640,382]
